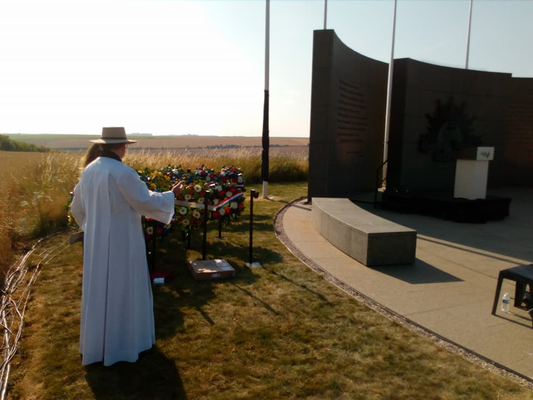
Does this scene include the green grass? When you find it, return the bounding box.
[7,182,533,400]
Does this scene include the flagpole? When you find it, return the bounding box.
[383,0,397,180]
[323,0,328,29]
[261,0,270,199]
[465,0,473,69]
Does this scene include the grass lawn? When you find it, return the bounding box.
[7,182,533,399]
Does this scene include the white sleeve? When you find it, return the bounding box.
[117,168,175,224]
[70,182,86,231]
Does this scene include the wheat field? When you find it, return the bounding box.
[6,134,310,158]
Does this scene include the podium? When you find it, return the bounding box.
[454,147,494,200]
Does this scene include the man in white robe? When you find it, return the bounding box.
[71,127,183,366]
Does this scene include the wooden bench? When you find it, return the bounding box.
[312,198,417,266]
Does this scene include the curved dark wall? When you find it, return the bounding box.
[309,30,533,200]
[308,30,387,199]
[388,58,512,194]
[505,78,533,186]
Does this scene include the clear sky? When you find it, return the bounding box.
[0,0,531,138]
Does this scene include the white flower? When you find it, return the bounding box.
[197,197,205,204]
[216,185,222,192]
[182,219,190,226]
[226,191,233,198]
[213,199,219,206]
[194,184,202,193]
[164,223,172,229]
[219,208,226,216]
[146,227,154,234]
[184,194,192,201]
[179,207,188,215]
[230,202,238,209]
[193,210,201,219]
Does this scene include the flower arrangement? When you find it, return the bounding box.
[67,164,246,242]
[138,167,173,192]
[137,164,246,236]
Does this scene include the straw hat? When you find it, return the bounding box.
[90,127,138,144]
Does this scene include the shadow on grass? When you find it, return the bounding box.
[85,345,187,400]
[206,237,284,266]
[262,266,332,305]
[149,231,285,338]
[161,218,272,244]
[213,216,274,236]
[230,282,279,315]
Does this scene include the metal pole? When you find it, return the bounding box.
[323,0,328,30]
[202,191,211,260]
[382,0,397,182]
[202,190,211,260]
[465,0,473,69]
[151,233,156,271]
[183,230,190,249]
[264,0,270,92]
[261,0,270,199]
[249,189,256,265]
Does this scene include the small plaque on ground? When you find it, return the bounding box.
[188,259,236,280]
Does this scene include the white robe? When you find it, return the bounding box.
[71,156,175,366]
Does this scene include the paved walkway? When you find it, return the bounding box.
[277,187,533,381]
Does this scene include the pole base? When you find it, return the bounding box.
[246,262,262,268]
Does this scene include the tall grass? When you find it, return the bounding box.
[0,152,82,282]
[0,149,308,280]
[11,152,82,238]
[0,194,12,273]
[125,148,308,183]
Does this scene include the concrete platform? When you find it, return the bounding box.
[312,197,417,266]
[276,187,533,381]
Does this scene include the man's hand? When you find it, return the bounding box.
[171,181,185,198]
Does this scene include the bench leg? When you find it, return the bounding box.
[515,282,526,308]
[492,274,504,315]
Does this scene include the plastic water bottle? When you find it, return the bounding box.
[501,293,510,313]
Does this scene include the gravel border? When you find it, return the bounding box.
[274,197,533,391]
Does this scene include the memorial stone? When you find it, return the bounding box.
[308,30,387,200]
[309,29,533,203]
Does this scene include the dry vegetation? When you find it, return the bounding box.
[0,152,51,190]
[2,148,532,399]
[0,148,308,280]
[6,134,309,158]
[5,183,533,399]
[0,152,81,279]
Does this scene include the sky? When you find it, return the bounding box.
[0,0,531,138]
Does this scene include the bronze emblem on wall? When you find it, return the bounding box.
[419,97,481,162]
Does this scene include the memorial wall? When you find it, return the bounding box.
[387,59,511,194]
[309,30,533,200]
[308,30,387,199]
[505,78,533,185]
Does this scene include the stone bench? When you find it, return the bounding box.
[312,198,417,266]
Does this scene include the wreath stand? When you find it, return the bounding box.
[188,190,236,280]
